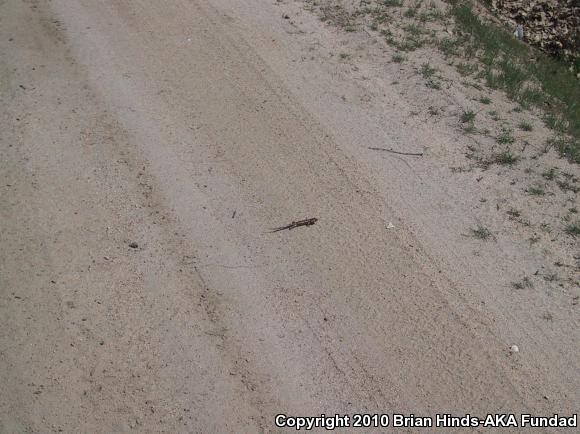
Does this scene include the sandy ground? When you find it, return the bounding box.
[1,0,578,432]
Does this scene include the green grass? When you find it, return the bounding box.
[527,186,546,196]
[496,127,515,145]
[479,96,492,104]
[460,110,476,123]
[449,1,580,163]
[493,150,519,166]
[518,121,533,131]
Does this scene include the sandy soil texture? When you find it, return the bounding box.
[1,0,578,432]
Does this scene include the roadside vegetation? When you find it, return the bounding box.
[307,0,579,292]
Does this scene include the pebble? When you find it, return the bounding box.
[510,345,519,353]
[129,242,139,249]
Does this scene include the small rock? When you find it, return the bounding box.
[387,222,395,229]
[510,344,519,353]
[129,242,139,249]
[103,256,111,261]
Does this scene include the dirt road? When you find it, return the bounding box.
[1,0,578,432]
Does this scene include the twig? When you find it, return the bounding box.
[368,147,424,156]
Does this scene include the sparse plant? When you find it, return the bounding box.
[512,276,533,290]
[542,168,557,180]
[404,24,424,36]
[439,37,460,57]
[518,121,533,131]
[557,179,580,193]
[392,53,407,63]
[460,110,476,123]
[470,225,492,240]
[544,114,567,133]
[497,127,515,145]
[382,0,403,7]
[426,78,442,90]
[493,150,519,165]
[544,273,558,282]
[428,106,440,116]
[527,186,546,196]
[420,63,437,78]
[479,96,492,104]
[506,208,521,218]
[565,221,580,237]
[456,62,478,76]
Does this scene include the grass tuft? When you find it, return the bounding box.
[470,225,492,240]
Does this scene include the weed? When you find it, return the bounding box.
[544,273,558,282]
[439,37,460,57]
[527,186,546,196]
[506,208,521,218]
[544,114,567,133]
[565,222,580,237]
[420,63,437,78]
[470,225,492,240]
[493,150,519,166]
[428,106,440,116]
[479,96,492,104]
[542,312,554,321]
[497,127,515,145]
[404,24,424,36]
[339,52,350,59]
[382,0,403,7]
[426,78,442,90]
[456,62,478,76]
[547,136,580,164]
[557,180,580,193]
[542,168,557,180]
[518,121,533,131]
[392,53,407,63]
[460,110,476,123]
[462,122,478,134]
[570,208,578,214]
[396,35,424,52]
[512,276,533,290]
